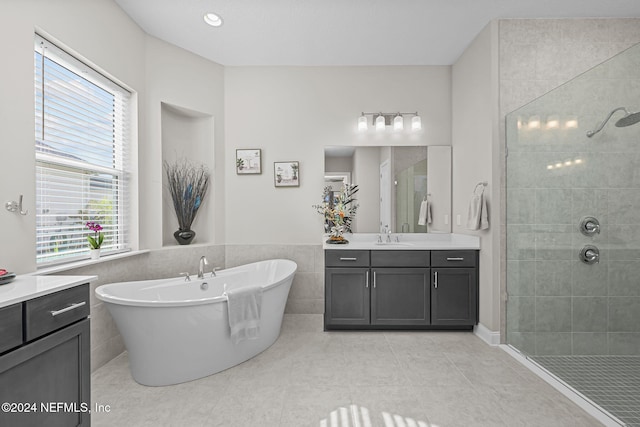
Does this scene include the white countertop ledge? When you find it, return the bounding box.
[322,233,480,250]
[0,275,97,309]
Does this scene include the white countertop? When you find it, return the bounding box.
[322,233,480,251]
[0,275,97,309]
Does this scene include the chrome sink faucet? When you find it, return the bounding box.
[198,256,209,279]
[386,228,392,243]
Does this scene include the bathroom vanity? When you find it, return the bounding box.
[0,275,95,427]
[324,234,479,330]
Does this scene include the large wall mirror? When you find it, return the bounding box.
[324,146,451,233]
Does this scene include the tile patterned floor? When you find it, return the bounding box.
[533,355,640,427]
[92,315,603,426]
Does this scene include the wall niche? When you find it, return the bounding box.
[161,102,215,246]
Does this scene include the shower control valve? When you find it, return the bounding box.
[579,245,600,265]
[579,216,600,236]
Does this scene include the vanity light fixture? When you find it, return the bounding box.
[411,115,422,131]
[357,114,368,131]
[204,12,223,27]
[393,114,404,131]
[357,112,421,132]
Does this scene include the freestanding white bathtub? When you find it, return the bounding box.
[95,259,297,386]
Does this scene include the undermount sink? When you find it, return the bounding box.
[373,241,413,247]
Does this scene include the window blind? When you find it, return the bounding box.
[34,34,131,265]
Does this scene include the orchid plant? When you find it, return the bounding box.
[86,221,104,250]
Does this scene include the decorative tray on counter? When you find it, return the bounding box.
[0,269,16,285]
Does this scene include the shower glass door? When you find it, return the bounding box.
[505,42,640,425]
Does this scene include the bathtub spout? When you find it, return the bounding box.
[198,256,209,279]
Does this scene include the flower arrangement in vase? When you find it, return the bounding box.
[313,183,359,244]
[86,221,104,259]
[164,159,210,245]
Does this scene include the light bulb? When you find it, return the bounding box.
[375,115,385,132]
[357,115,368,132]
[393,115,404,131]
[411,115,422,131]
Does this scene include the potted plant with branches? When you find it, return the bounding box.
[164,159,210,245]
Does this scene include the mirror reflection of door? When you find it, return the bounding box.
[324,145,451,233]
[379,160,391,233]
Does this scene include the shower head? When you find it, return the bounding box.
[615,110,640,128]
[587,107,640,137]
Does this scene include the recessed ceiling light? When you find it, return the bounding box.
[203,12,223,27]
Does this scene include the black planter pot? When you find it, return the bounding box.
[174,229,196,245]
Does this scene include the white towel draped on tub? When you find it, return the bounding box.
[466,188,489,231]
[417,199,432,226]
[225,285,263,344]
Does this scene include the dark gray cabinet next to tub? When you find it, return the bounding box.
[325,249,478,330]
[0,284,91,427]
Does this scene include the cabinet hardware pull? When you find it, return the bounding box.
[339,257,357,261]
[434,271,438,289]
[365,270,369,288]
[446,257,464,261]
[50,301,86,317]
[373,271,376,289]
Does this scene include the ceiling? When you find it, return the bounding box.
[115,0,640,66]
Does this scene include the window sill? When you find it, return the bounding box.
[31,250,151,276]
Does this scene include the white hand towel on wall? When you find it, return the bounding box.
[466,192,489,231]
[417,199,432,226]
[225,285,263,344]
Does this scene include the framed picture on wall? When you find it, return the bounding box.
[236,149,262,174]
[274,161,300,187]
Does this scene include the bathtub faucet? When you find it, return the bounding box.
[198,256,209,279]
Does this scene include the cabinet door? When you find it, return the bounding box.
[431,268,477,325]
[371,268,430,326]
[325,268,370,326]
[0,319,90,427]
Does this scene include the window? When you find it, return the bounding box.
[34,34,131,265]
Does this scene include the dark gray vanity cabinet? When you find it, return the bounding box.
[370,250,430,326]
[325,248,479,330]
[370,268,430,326]
[0,284,91,427]
[325,251,370,326]
[431,251,479,326]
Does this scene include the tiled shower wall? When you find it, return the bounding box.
[54,243,322,372]
[503,22,640,356]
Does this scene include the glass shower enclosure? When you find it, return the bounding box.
[506,42,640,426]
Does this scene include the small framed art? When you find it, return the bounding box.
[274,161,300,187]
[236,149,262,174]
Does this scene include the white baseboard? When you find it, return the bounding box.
[500,345,624,427]
[473,323,500,346]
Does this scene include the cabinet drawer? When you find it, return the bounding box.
[431,251,477,267]
[325,250,370,267]
[371,250,429,267]
[25,284,90,342]
[0,304,23,353]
